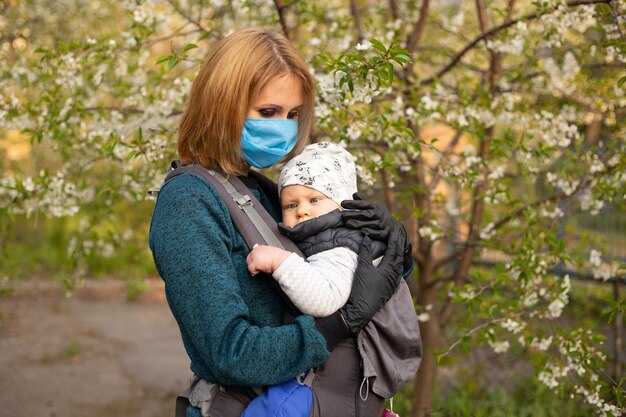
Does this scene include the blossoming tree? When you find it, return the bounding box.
[1,0,625,415]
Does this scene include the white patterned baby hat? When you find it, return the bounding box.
[278,141,357,207]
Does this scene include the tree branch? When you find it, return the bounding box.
[273,0,291,39]
[489,179,589,234]
[349,0,365,42]
[406,0,431,54]
[438,318,504,359]
[381,168,397,213]
[419,0,612,86]
[610,0,626,41]
[83,106,143,115]
[82,106,182,118]
[431,168,603,273]
[143,28,201,48]
[389,0,399,21]
[427,128,464,195]
[166,0,209,33]
[438,0,510,329]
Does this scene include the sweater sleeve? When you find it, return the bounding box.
[273,247,357,317]
[148,174,329,387]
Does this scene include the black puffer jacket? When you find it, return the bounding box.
[278,209,386,259]
[279,209,422,399]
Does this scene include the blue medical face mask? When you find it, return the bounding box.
[241,118,298,169]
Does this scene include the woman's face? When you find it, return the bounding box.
[247,73,303,120]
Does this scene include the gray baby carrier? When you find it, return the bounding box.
[161,161,422,417]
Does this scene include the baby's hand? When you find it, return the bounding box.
[246,244,291,276]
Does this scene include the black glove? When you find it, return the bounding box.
[341,193,413,275]
[340,228,406,335]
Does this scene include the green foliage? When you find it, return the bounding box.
[126,277,149,302]
[431,377,595,417]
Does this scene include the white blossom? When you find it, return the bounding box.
[488,165,506,180]
[418,226,439,241]
[579,189,604,215]
[539,206,565,219]
[417,313,430,322]
[589,249,602,267]
[419,221,440,241]
[593,262,619,282]
[538,370,559,389]
[531,336,553,351]
[479,223,495,240]
[501,318,525,334]
[22,177,35,192]
[522,291,539,307]
[355,41,370,51]
[458,287,477,301]
[489,340,510,354]
[548,298,565,318]
[589,158,605,174]
[346,124,362,141]
[420,95,438,111]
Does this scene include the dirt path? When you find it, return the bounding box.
[0,278,190,417]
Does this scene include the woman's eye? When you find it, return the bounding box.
[287,111,300,120]
[259,108,276,117]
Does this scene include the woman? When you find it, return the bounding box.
[149,27,411,417]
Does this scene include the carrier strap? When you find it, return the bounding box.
[163,161,303,255]
[161,161,303,317]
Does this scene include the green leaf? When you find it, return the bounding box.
[316,53,335,65]
[618,75,626,89]
[370,39,387,54]
[183,43,198,52]
[386,62,394,84]
[167,57,180,71]
[351,54,368,63]
[156,54,172,65]
[393,53,411,64]
[105,139,118,157]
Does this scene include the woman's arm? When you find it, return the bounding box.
[272,247,357,317]
[149,174,330,387]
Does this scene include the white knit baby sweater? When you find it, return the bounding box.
[273,247,358,317]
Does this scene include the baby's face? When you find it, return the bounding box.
[280,184,341,228]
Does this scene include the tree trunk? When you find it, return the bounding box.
[411,266,443,416]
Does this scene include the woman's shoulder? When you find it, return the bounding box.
[149,173,235,246]
[157,172,225,205]
[152,172,232,223]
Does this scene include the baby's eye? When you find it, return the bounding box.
[259,108,277,118]
[310,197,320,203]
[285,203,298,210]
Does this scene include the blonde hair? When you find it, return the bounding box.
[177,27,315,175]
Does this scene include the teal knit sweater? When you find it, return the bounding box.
[148,173,330,391]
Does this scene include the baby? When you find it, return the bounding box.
[243,142,419,417]
[246,141,371,317]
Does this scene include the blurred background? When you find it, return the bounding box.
[1,0,625,416]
